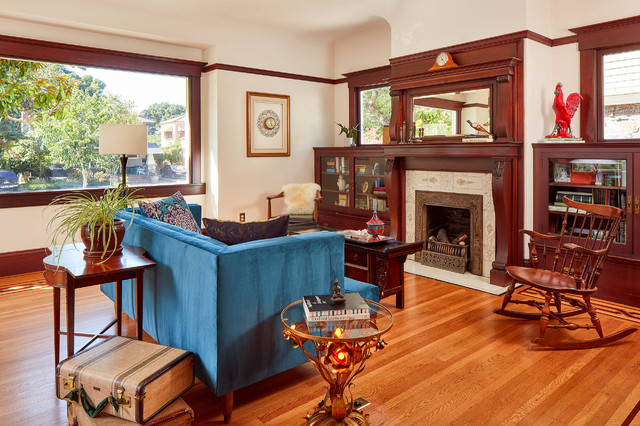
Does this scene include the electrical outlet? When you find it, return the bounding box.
[239,213,245,222]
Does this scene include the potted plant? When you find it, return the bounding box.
[337,123,360,147]
[47,186,143,262]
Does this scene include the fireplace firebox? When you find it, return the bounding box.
[415,191,483,275]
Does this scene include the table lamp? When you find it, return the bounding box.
[99,124,148,188]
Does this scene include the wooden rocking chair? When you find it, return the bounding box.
[494,196,637,349]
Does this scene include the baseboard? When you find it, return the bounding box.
[0,248,47,277]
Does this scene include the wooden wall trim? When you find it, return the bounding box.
[570,15,640,35]
[0,248,46,277]
[552,35,579,46]
[0,34,206,76]
[570,15,640,51]
[202,62,343,85]
[0,183,206,208]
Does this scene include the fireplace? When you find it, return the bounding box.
[415,191,483,275]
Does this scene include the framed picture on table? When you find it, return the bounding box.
[246,92,290,157]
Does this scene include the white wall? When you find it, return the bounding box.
[212,70,335,222]
[523,39,553,236]
[386,0,527,58]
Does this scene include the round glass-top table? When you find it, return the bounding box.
[281,299,392,425]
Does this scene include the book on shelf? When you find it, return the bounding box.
[302,293,369,322]
[326,168,335,173]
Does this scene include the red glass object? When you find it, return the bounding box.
[546,82,583,139]
[366,211,385,241]
[325,342,353,369]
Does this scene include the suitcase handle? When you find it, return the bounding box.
[65,386,120,418]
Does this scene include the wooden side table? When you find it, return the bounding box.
[344,239,424,309]
[43,244,156,366]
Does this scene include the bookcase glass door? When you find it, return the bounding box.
[354,157,388,213]
[548,158,628,252]
[321,156,350,207]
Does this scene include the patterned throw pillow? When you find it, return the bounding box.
[203,215,289,245]
[139,191,200,234]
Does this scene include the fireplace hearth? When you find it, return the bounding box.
[415,191,483,275]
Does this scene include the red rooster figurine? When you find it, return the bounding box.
[547,82,583,139]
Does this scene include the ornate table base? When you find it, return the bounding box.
[306,390,368,425]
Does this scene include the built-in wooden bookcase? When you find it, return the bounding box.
[533,143,640,305]
[314,146,390,233]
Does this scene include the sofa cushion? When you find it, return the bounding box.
[203,215,289,245]
[139,191,200,234]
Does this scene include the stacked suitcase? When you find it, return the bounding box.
[57,336,195,425]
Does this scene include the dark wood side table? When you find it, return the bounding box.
[344,239,424,309]
[43,244,156,366]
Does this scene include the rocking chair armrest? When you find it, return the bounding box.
[563,243,608,257]
[521,230,561,241]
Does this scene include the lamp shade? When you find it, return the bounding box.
[99,124,148,155]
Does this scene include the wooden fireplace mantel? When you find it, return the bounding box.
[383,142,521,286]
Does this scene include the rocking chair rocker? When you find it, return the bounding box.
[494,196,637,349]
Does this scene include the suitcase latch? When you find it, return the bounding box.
[116,387,131,407]
[63,374,76,391]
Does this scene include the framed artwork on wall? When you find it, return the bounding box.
[246,92,290,157]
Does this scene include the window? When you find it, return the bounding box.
[359,86,391,144]
[0,59,190,192]
[0,34,205,208]
[345,65,391,145]
[603,49,640,140]
[572,17,640,143]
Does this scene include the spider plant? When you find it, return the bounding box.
[46,186,143,262]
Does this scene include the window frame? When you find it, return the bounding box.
[344,65,391,146]
[0,34,206,208]
[572,16,640,143]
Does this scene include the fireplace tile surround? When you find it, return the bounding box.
[406,171,496,279]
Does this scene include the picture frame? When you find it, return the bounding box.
[246,92,290,157]
[553,162,571,183]
[338,193,348,207]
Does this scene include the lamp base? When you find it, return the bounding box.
[120,154,128,188]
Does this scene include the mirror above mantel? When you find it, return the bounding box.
[388,55,521,144]
[410,88,490,140]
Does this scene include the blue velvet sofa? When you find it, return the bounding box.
[100,205,378,422]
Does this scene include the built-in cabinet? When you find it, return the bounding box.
[533,143,640,305]
[314,146,390,233]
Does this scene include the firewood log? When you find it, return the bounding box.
[452,234,469,244]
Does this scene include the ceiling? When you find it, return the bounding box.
[0,0,396,47]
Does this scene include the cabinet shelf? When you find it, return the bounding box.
[354,174,384,178]
[549,182,626,190]
[322,171,349,175]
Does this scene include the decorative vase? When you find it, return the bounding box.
[345,137,353,147]
[366,211,385,241]
[80,218,126,258]
[337,174,347,191]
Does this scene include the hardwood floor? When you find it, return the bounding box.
[2,272,640,425]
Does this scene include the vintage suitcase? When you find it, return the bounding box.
[57,336,195,424]
[67,397,194,425]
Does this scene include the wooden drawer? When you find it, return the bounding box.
[345,249,367,267]
[345,265,368,282]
